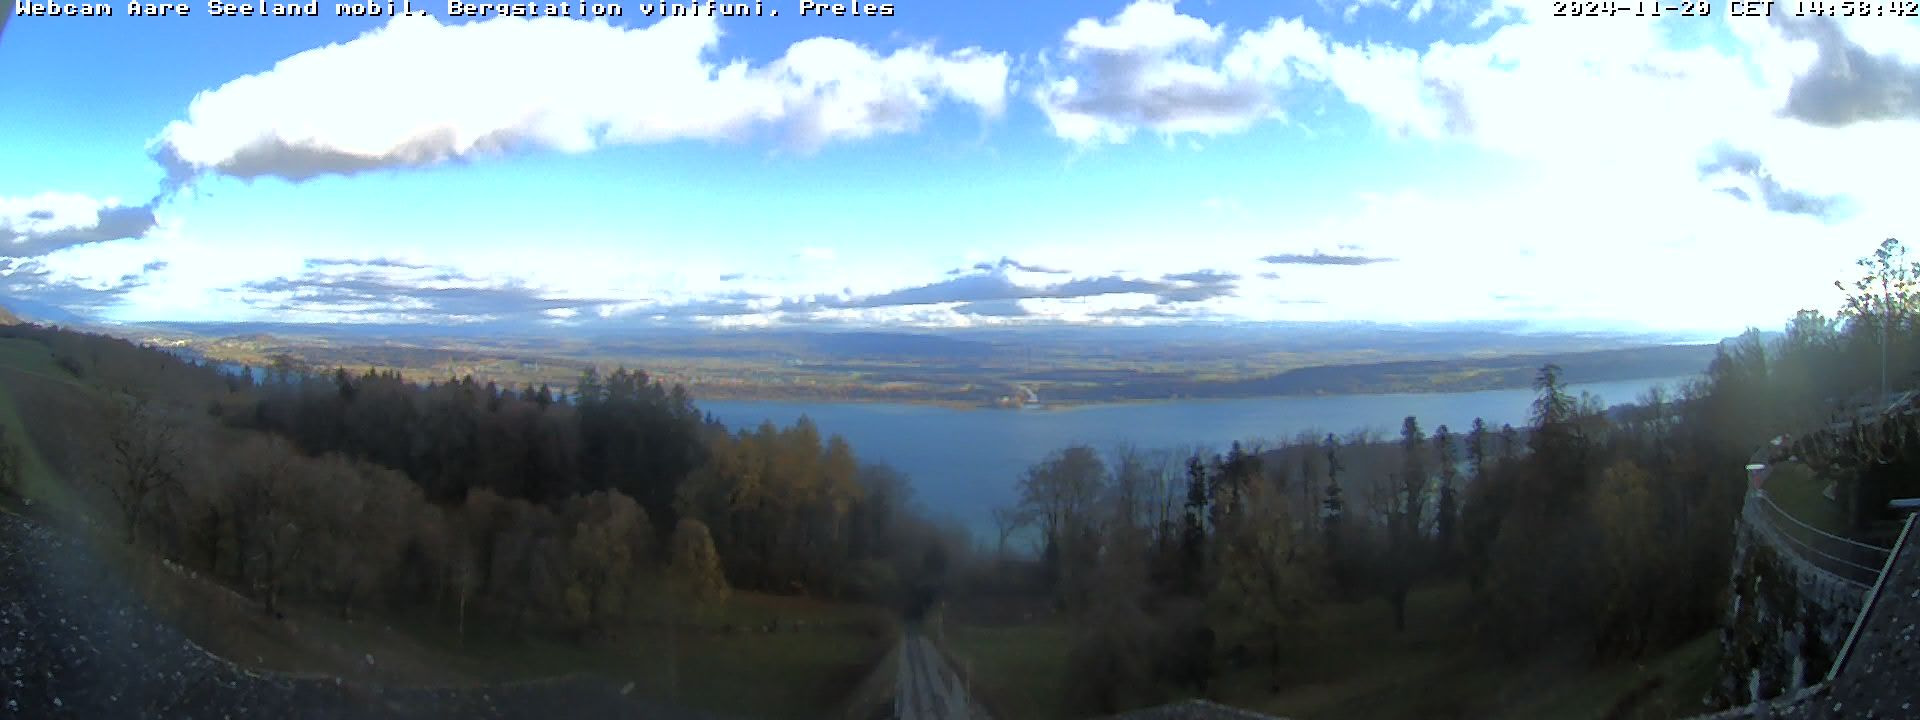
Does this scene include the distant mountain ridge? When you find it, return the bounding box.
[134,319,1713,360]
[127,319,1721,406]
[0,297,86,326]
[1051,343,1719,402]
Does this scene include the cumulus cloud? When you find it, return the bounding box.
[838,273,1036,308]
[1033,1,1330,143]
[1262,251,1395,266]
[1698,145,1841,219]
[953,299,1030,317]
[1089,304,1204,320]
[597,262,1240,326]
[1322,42,1473,139]
[957,257,1069,275]
[304,256,432,270]
[1332,0,1431,23]
[1032,0,1490,144]
[1321,19,1768,159]
[148,15,1010,186]
[1163,269,1237,283]
[1034,0,1798,171]
[1,256,169,315]
[1776,17,1920,127]
[0,193,159,258]
[841,265,1237,308]
[233,258,623,323]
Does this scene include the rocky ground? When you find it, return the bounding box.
[1802,515,1920,720]
[1730,515,1920,720]
[1107,699,1286,719]
[0,510,723,719]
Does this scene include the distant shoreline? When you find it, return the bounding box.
[122,324,1717,412]
[167,341,1704,411]
[692,372,1701,411]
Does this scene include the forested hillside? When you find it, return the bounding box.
[0,321,962,717]
[951,239,1920,719]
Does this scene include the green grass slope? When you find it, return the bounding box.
[0,337,90,516]
[950,582,1725,720]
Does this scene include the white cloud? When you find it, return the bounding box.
[53,2,1918,335]
[149,15,1009,185]
[1324,41,1460,138]
[1336,0,1403,23]
[1291,14,1786,169]
[1770,17,1920,127]
[1033,1,1320,144]
[1064,0,1220,53]
[1029,1,1483,144]
[0,193,159,258]
[1036,2,1825,168]
[1027,2,1912,334]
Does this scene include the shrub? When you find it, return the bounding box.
[0,426,21,499]
[54,354,84,378]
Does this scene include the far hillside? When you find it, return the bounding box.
[130,321,1717,407]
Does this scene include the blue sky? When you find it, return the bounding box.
[1,0,1916,336]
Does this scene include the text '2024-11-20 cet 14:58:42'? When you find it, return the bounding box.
[13,0,895,15]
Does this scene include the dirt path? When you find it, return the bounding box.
[893,630,985,720]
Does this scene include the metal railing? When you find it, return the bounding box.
[1826,507,1917,683]
[1747,490,1891,588]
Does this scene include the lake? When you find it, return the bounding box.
[701,376,1695,541]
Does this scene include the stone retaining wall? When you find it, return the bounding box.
[1712,494,1866,707]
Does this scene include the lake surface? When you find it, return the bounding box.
[701,375,1695,540]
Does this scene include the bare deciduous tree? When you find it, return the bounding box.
[94,394,185,545]
[1017,445,1108,610]
[226,436,309,615]
[990,505,1025,564]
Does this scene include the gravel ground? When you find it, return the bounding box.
[1105,700,1287,719]
[1735,516,1920,720]
[1797,516,1920,720]
[0,510,724,719]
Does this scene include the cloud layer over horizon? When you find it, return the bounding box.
[4,0,1915,336]
[0,193,159,258]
